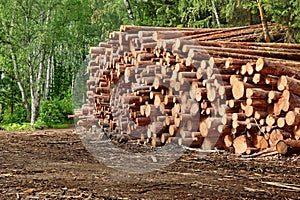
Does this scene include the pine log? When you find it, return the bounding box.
[199,120,209,137]
[246,98,269,108]
[194,88,207,102]
[293,126,300,140]
[231,113,247,121]
[276,140,300,155]
[256,57,300,79]
[277,117,286,128]
[268,90,282,103]
[224,134,233,148]
[277,75,300,97]
[230,75,244,85]
[169,125,179,136]
[233,135,252,154]
[266,114,276,127]
[269,129,284,147]
[252,73,264,85]
[285,111,300,126]
[178,138,203,148]
[225,57,253,70]
[194,24,264,41]
[273,90,290,116]
[198,40,300,51]
[160,133,171,144]
[206,84,217,102]
[197,46,300,61]
[264,75,279,87]
[231,80,245,100]
[254,110,268,120]
[253,135,269,150]
[136,117,151,126]
[151,135,163,147]
[246,88,269,99]
[243,105,254,117]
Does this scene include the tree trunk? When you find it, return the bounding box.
[44,53,52,100]
[29,59,37,124]
[30,10,50,123]
[123,0,134,22]
[257,0,271,42]
[248,9,253,25]
[14,66,31,121]
[211,0,220,27]
[3,17,31,121]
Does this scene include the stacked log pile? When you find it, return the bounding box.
[75,24,300,155]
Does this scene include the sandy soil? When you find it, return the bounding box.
[0,128,299,199]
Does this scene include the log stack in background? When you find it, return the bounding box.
[75,24,300,155]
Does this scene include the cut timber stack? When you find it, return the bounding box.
[76,24,300,155]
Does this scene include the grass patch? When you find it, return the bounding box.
[0,123,35,131]
[48,123,70,129]
[0,122,71,131]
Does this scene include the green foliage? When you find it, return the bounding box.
[37,94,73,127]
[90,0,130,39]
[219,0,260,26]
[50,123,70,129]
[0,123,35,131]
[0,121,70,131]
[263,0,298,25]
[263,0,300,42]
[178,0,212,28]
[0,106,27,124]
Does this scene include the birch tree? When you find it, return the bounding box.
[0,0,103,123]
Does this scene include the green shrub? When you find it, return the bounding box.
[1,106,28,124]
[0,123,34,131]
[37,94,73,127]
[50,123,69,129]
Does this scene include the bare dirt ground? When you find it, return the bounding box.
[0,128,299,199]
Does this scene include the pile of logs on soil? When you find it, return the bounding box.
[75,24,300,155]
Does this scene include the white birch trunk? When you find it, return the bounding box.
[211,0,220,27]
[29,9,51,123]
[123,0,134,21]
[44,52,52,100]
[50,54,54,95]
[3,17,31,120]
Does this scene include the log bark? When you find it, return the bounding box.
[294,126,300,140]
[253,135,269,150]
[285,111,300,126]
[269,129,284,147]
[256,57,300,79]
[277,75,300,97]
[276,140,300,155]
[246,88,269,99]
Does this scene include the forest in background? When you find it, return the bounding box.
[0,0,299,130]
